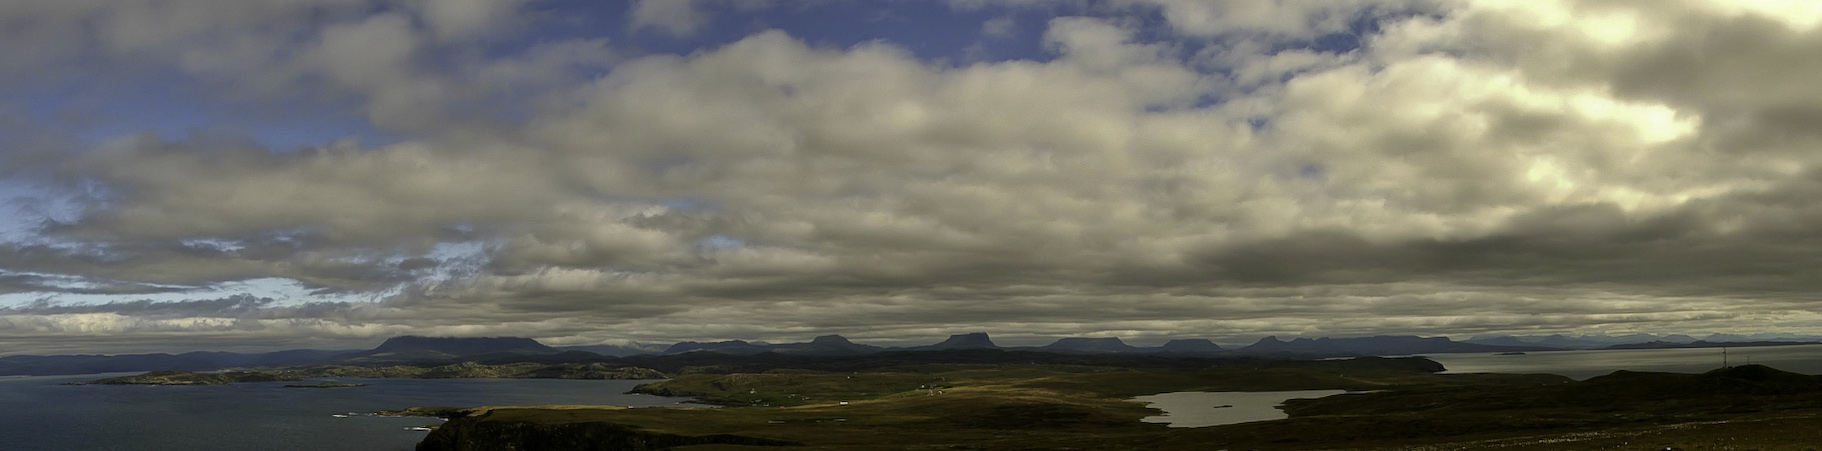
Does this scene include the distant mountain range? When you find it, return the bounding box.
[5,331,1817,376]
[1241,335,1556,356]
[1602,340,1817,350]
[343,336,560,363]
[0,349,352,376]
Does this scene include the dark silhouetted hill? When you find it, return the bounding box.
[913,332,999,350]
[765,335,883,356]
[338,336,560,363]
[1041,337,1139,353]
[1240,335,1550,357]
[1155,339,1224,353]
[556,344,665,357]
[664,340,771,355]
[0,349,355,376]
[1604,340,1816,350]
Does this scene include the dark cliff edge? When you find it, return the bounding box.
[416,412,796,451]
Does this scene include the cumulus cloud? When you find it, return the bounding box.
[4,1,1822,353]
[630,0,708,37]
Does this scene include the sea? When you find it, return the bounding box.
[0,375,709,451]
[1423,343,1822,380]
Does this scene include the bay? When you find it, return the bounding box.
[0,374,709,451]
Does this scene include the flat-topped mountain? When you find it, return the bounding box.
[924,332,999,350]
[343,336,562,363]
[1041,337,1139,353]
[663,335,882,356]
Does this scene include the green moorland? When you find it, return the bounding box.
[414,361,1822,451]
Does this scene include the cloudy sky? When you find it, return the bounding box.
[3,0,1822,354]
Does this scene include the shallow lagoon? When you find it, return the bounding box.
[1131,390,1348,427]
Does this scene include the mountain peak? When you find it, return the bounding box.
[810,335,853,345]
[366,336,557,359]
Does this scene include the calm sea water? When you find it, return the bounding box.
[1132,390,1347,427]
[0,374,707,451]
[1424,343,1822,380]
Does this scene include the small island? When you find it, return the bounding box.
[284,381,367,388]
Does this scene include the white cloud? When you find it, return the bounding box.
[421,0,526,42]
[1122,0,1437,39]
[7,1,1822,352]
[630,0,707,37]
[982,16,1017,38]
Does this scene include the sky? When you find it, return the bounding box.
[4,0,1822,355]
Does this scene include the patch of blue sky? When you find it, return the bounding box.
[177,238,247,253]
[1298,163,1326,179]
[532,0,1058,65]
[12,65,393,152]
[695,234,745,249]
[0,276,388,310]
[427,240,488,259]
[409,240,493,280]
[0,180,86,244]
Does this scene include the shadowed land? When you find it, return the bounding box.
[414,362,1822,451]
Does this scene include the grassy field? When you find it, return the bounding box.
[414,360,1822,451]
